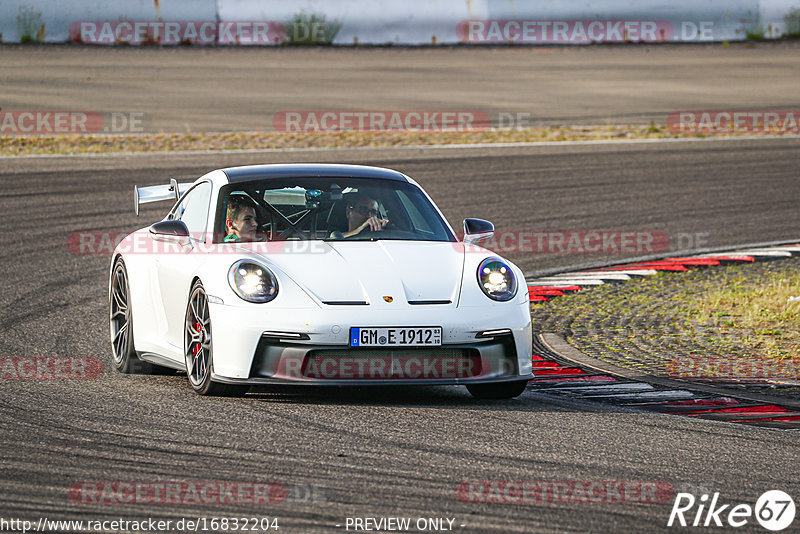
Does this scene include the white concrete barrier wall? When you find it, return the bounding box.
[218,0,489,45]
[482,0,761,42]
[1,0,798,44]
[0,0,217,43]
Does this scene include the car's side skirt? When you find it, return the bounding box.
[138,352,186,371]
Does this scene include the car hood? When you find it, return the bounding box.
[253,240,465,306]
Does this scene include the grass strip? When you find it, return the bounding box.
[1,125,796,156]
[682,266,800,359]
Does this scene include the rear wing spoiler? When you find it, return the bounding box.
[134,179,193,216]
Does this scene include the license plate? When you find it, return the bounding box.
[350,327,442,347]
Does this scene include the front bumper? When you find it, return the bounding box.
[208,301,533,385]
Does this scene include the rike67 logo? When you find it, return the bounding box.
[668,490,795,531]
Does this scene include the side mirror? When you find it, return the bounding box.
[463,218,494,244]
[149,220,190,238]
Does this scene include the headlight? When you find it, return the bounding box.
[228,260,279,303]
[477,257,517,301]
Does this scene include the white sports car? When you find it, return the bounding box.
[109,164,532,397]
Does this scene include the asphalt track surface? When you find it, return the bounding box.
[1,137,799,533]
[3,42,800,131]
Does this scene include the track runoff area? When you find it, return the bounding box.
[2,44,800,533]
[526,243,800,430]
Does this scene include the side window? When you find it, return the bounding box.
[173,182,212,237]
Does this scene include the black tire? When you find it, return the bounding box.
[184,280,248,397]
[109,257,152,374]
[467,380,528,399]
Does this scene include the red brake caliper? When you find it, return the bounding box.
[192,322,201,355]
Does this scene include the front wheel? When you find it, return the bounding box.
[467,380,528,399]
[184,281,248,397]
[109,258,152,374]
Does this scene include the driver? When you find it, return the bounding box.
[224,198,259,242]
[342,193,389,238]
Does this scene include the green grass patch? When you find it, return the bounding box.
[17,6,44,43]
[682,268,800,359]
[785,8,800,38]
[284,11,342,45]
[530,258,800,382]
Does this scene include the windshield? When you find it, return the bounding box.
[214,177,456,243]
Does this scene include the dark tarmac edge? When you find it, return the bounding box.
[532,245,800,410]
[541,334,800,412]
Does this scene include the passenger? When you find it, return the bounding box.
[342,194,389,238]
[224,198,258,242]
